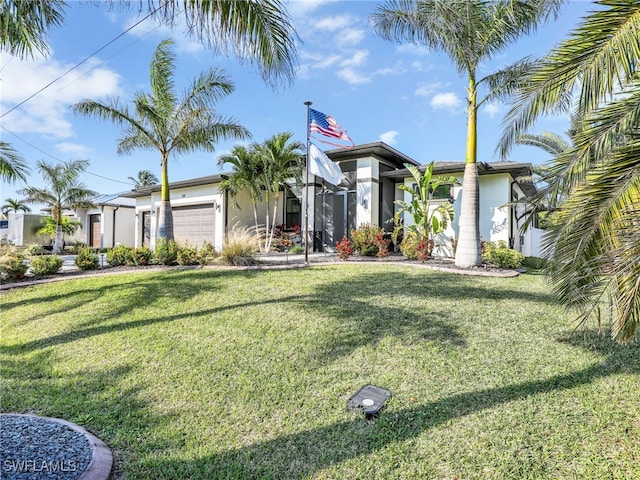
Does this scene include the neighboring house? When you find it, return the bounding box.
[68,193,136,248]
[123,142,543,257]
[1,213,50,246]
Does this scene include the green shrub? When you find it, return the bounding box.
[74,247,99,270]
[198,241,217,265]
[0,246,28,280]
[25,243,46,256]
[524,256,547,270]
[64,241,87,255]
[30,255,63,276]
[483,241,524,269]
[289,245,304,255]
[216,225,257,266]
[127,246,153,266]
[106,245,131,266]
[350,224,383,256]
[399,233,418,260]
[177,245,200,266]
[154,238,179,265]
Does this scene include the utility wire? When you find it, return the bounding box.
[1,2,168,119]
[1,126,134,186]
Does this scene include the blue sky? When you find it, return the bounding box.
[1,0,593,206]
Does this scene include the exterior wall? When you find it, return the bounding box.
[4,214,50,246]
[70,206,135,248]
[356,157,379,228]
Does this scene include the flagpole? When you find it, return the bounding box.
[304,101,312,265]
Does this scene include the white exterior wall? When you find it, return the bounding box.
[356,157,379,227]
[4,213,49,246]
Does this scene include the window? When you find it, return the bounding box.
[431,184,453,200]
[285,193,301,229]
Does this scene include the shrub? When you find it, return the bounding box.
[416,239,433,263]
[351,224,383,256]
[25,244,46,256]
[65,241,87,255]
[30,255,63,276]
[154,238,179,265]
[289,245,304,255]
[127,246,153,266]
[373,232,390,258]
[524,256,547,270]
[335,236,354,260]
[399,233,418,260]
[74,247,99,270]
[198,241,217,265]
[0,246,28,280]
[216,225,258,266]
[483,241,525,269]
[106,245,131,266]
[176,245,199,266]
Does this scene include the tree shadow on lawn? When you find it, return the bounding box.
[1,350,164,479]
[140,331,639,480]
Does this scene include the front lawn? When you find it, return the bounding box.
[1,265,638,479]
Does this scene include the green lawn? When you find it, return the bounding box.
[2,265,639,479]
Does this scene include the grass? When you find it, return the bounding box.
[1,264,639,479]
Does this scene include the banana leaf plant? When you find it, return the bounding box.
[393,162,459,256]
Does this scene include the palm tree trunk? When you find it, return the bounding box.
[455,77,482,267]
[157,154,174,241]
[251,199,263,253]
[53,223,64,254]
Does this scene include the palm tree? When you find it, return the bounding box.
[128,170,159,188]
[0,141,30,184]
[0,0,65,59]
[18,159,96,253]
[219,133,304,252]
[253,132,304,252]
[218,145,265,251]
[37,215,82,243]
[1,197,31,215]
[371,0,564,267]
[1,1,298,87]
[73,39,250,243]
[498,2,640,342]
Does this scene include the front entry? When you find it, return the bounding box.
[89,214,101,248]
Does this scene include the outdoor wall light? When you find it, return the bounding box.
[361,198,368,209]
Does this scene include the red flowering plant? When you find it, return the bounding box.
[373,232,390,258]
[335,236,354,260]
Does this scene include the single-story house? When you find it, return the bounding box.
[122,142,544,257]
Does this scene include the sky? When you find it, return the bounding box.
[1,0,595,208]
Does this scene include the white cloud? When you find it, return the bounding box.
[379,130,399,145]
[340,50,368,68]
[397,44,430,56]
[414,82,445,97]
[123,14,204,54]
[483,102,502,118]
[338,68,371,85]
[1,56,122,139]
[286,0,337,19]
[313,13,354,31]
[56,142,93,156]
[335,29,365,47]
[431,92,463,110]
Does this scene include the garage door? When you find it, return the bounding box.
[172,204,215,248]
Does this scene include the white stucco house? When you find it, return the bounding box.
[122,142,543,257]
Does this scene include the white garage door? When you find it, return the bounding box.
[172,204,215,248]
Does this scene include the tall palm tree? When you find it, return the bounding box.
[498,1,640,342]
[1,1,298,86]
[218,145,265,250]
[253,132,304,252]
[1,197,31,215]
[0,141,30,184]
[73,39,250,243]
[18,159,96,253]
[371,0,564,267]
[128,170,159,188]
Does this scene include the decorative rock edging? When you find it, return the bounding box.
[0,414,112,480]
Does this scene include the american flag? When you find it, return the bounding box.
[309,108,353,144]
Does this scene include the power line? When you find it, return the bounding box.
[1,126,134,186]
[1,2,168,119]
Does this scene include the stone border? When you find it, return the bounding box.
[2,414,112,480]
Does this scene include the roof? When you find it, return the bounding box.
[92,193,136,207]
[120,173,225,198]
[324,141,420,169]
[380,161,537,196]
